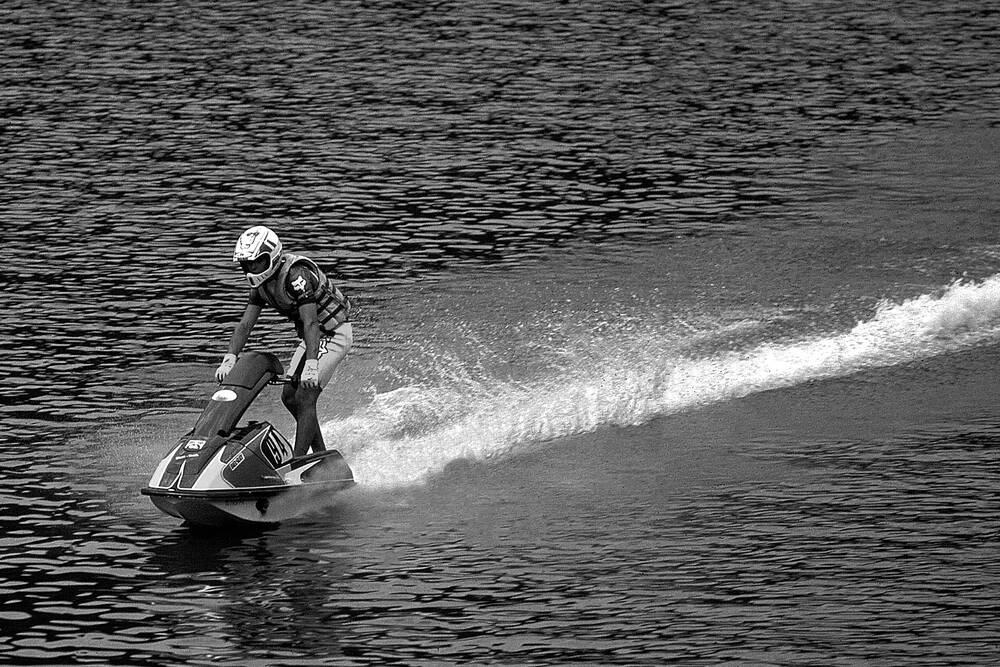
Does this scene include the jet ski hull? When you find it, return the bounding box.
[143,477,354,527]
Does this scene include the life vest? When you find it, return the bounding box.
[254,253,351,336]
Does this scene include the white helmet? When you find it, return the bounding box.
[233,225,283,287]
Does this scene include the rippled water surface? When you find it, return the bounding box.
[2,0,1000,664]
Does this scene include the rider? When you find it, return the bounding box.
[214,225,352,458]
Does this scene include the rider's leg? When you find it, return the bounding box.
[292,384,325,457]
[286,324,354,456]
[281,382,298,417]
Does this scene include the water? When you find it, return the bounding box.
[3,0,1000,663]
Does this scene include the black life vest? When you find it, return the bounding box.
[254,253,351,336]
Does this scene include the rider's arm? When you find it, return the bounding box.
[297,301,322,388]
[216,300,262,382]
[297,301,321,361]
[227,301,262,356]
[287,265,322,363]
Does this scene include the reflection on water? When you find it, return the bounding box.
[2,413,997,664]
[2,0,1000,663]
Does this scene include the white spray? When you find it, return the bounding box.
[325,275,1000,488]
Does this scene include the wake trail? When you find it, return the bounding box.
[326,275,1000,488]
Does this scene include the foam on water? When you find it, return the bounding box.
[326,275,1000,488]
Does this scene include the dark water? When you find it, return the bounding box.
[3,0,1000,664]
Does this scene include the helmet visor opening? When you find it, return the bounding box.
[239,256,271,275]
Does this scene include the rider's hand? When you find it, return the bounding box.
[215,354,237,383]
[301,359,320,389]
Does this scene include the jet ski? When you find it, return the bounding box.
[141,351,354,527]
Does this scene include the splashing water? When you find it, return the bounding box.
[326,276,1000,488]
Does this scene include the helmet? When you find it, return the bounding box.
[233,225,283,287]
